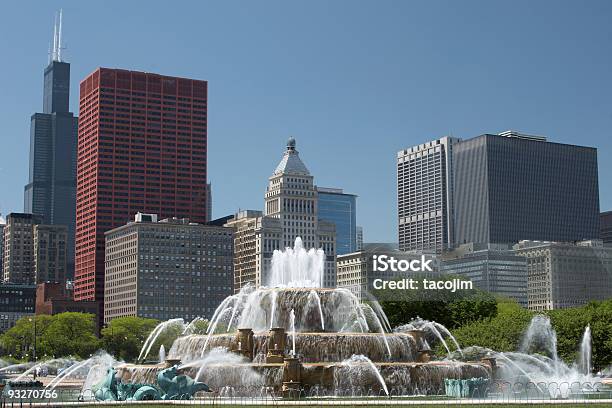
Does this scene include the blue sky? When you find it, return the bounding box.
[1,1,611,241]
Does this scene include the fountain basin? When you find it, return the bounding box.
[116,359,491,397]
[170,331,421,363]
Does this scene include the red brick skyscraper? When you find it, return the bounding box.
[75,68,208,308]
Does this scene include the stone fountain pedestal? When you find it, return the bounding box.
[266,327,287,363]
[417,349,433,363]
[282,356,302,398]
[481,357,497,378]
[164,358,182,368]
[234,328,255,360]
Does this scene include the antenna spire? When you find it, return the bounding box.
[50,9,64,62]
[57,9,63,62]
[52,12,58,61]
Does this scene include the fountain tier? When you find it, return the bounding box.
[170,331,419,363]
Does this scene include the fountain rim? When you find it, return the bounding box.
[250,286,339,292]
[182,331,416,337]
[130,361,486,369]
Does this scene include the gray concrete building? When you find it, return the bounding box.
[337,243,438,300]
[514,240,612,311]
[33,224,68,284]
[397,137,460,253]
[440,243,528,307]
[3,213,43,284]
[104,213,234,323]
[602,211,612,244]
[453,131,600,245]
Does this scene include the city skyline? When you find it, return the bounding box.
[2,1,612,243]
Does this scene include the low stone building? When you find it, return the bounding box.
[104,213,234,323]
[514,240,612,310]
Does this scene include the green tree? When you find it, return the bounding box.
[0,313,98,360]
[44,313,100,358]
[450,300,534,352]
[0,315,55,360]
[101,316,159,362]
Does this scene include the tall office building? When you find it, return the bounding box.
[207,182,213,222]
[104,214,233,323]
[227,139,336,291]
[0,216,5,277]
[454,131,600,245]
[3,213,43,284]
[317,187,357,255]
[75,68,208,314]
[397,137,459,253]
[23,13,78,279]
[602,211,612,244]
[33,224,68,284]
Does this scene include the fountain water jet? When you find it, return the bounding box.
[334,355,389,396]
[159,345,166,363]
[13,358,75,382]
[268,237,324,287]
[138,318,185,362]
[579,325,591,375]
[289,309,296,356]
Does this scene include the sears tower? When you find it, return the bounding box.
[24,10,78,279]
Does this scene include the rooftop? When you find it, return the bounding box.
[273,137,310,176]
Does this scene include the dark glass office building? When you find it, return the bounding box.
[317,187,357,255]
[453,132,600,245]
[602,211,612,244]
[24,58,78,280]
[0,284,36,333]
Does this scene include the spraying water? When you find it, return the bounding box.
[46,352,116,393]
[13,358,75,382]
[395,318,461,358]
[578,325,592,375]
[183,317,209,335]
[334,355,389,396]
[289,309,296,356]
[268,237,324,287]
[0,362,35,374]
[306,290,325,331]
[137,318,184,362]
[159,344,166,363]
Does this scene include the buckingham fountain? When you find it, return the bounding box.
[95,237,491,399]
